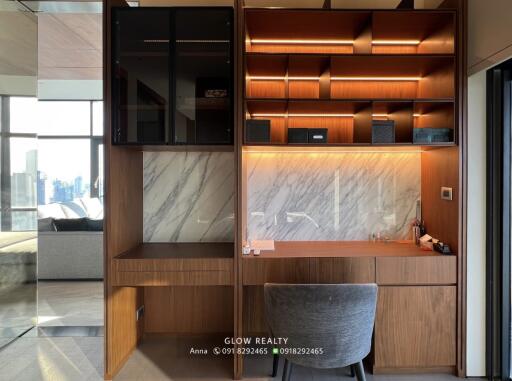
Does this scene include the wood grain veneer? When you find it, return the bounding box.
[243,258,310,285]
[374,286,456,370]
[421,146,459,253]
[104,0,144,379]
[310,257,375,283]
[112,243,234,286]
[376,256,456,285]
[242,241,448,259]
[144,286,233,334]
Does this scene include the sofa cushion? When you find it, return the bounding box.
[53,218,88,232]
[85,218,103,232]
[38,217,56,232]
[60,200,88,218]
[38,203,66,219]
[80,198,103,219]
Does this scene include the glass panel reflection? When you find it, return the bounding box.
[0,0,38,346]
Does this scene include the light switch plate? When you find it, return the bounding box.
[441,187,453,201]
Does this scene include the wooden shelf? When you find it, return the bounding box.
[113,243,234,286]
[116,242,234,260]
[242,241,452,259]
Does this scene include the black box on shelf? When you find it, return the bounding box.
[372,120,395,144]
[308,128,328,143]
[288,128,309,144]
[245,119,271,143]
[413,128,453,144]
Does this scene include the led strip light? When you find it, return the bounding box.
[247,75,422,81]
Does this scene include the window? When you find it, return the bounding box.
[38,100,104,204]
[0,97,104,231]
[0,96,38,231]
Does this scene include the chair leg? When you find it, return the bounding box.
[350,364,355,377]
[271,353,279,377]
[282,359,293,381]
[354,361,366,381]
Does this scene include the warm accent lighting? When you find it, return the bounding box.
[331,76,422,81]
[372,40,421,45]
[251,113,353,117]
[250,38,354,45]
[248,75,422,81]
[373,114,422,117]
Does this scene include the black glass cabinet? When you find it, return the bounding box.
[112,7,233,145]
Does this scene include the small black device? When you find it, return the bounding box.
[245,119,271,143]
[308,128,328,143]
[433,242,452,255]
[372,120,395,144]
[287,128,309,144]
[413,128,453,144]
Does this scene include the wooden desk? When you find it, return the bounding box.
[113,243,234,286]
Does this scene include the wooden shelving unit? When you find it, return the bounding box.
[237,4,464,379]
[243,8,456,147]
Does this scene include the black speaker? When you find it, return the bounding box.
[288,128,308,143]
[308,128,328,143]
[245,119,271,143]
[372,120,395,144]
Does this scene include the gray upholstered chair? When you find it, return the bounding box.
[264,283,378,381]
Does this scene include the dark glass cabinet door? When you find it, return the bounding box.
[174,8,233,145]
[112,8,171,144]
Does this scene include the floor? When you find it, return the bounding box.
[0,283,36,346]
[37,281,103,326]
[0,335,483,381]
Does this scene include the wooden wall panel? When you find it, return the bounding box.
[104,0,143,379]
[242,286,267,335]
[374,286,456,371]
[144,286,233,334]
[376,256,456,285]
[421,146,459,253]
[310,257,375,284]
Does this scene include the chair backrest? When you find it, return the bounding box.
[264,283,378,369]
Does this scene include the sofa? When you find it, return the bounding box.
[37,198,103,280]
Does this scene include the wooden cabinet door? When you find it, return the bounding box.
[310,257,375,283]
[242,258,310,285]
[376,256,456,285]
[374,286,456,372]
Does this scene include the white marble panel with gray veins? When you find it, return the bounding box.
[245,152,420,241]
[143,152,234,242]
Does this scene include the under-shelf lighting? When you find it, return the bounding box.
[372,40,421,45]
[251,113,353,117]
[248,75,422,81]
[373,113,422,117]
[331,76,422,81]
[250,113,423,118]
[250,38,354,45]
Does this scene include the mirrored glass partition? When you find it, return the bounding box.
[0,0,38,348]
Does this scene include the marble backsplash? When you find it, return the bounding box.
[143,151,235,242]
[245,152,421,241]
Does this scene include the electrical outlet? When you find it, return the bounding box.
[441,187,453,201]
[136,305,145,321]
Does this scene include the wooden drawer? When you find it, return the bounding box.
[376,256,456,285]
[242,258,310,285]
[112,269,233,286]
[310,257,375,283]
[374,286,456,371]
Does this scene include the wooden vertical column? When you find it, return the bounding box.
[234,0,244,379]
[103,0,145,379]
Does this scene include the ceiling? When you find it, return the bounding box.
[38,12,102,80]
